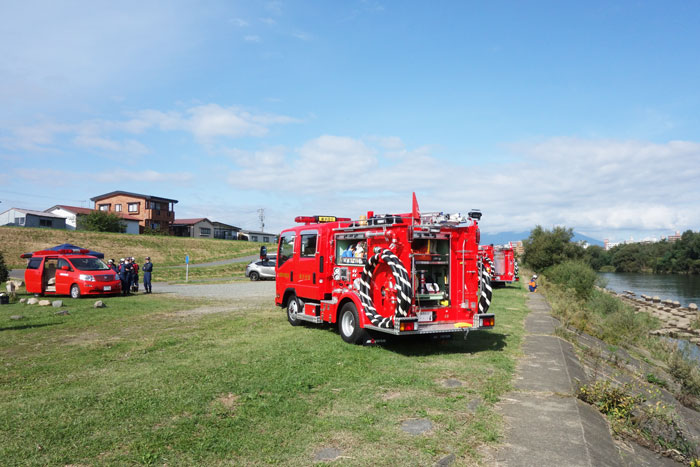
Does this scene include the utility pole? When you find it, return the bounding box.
[258,208,265,232]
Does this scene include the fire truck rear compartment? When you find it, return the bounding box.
[411,238,450,311]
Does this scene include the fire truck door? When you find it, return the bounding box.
[55,258,73,295]
[24,257,44,294]
[296,230,322,301]
[276,231,296,290]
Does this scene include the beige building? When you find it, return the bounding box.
[90,191,178,233]
[171,218,215,238]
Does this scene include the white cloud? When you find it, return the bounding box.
[95,169,194,184]
[244,35,261,42]
[229,18,249,27]
[226,136,700,238]
[1,104,299,153]
[292,31,312,41]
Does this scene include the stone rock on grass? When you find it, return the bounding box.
[689,303,698,311]
[94,300,105,308]
[52,300,63,308]
[10,280,24,288]
[19,298,26,304]
[435,453,456,466]
[401,418,433,435]
[54,310,69,316]
[441,378,463,388]
[27,298,38,305]
[38,300,51,306]
[313,447,343,462]
[10,315,24,320]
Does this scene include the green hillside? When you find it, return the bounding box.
[0,226,270,269]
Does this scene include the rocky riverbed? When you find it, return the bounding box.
[612,289,700,346]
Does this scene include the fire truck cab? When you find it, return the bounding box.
[479,244,519,285]
[275,195,494,344]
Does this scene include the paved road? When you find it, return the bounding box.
[493,293,680,467]
[153,279,276,300]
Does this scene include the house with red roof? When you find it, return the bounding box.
[45,205,141,234]
[171,218,215,238]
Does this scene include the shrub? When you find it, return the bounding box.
[545,260,597,300]
[0,251,8,283]
[668,349,700,399]
[78,211,126,233]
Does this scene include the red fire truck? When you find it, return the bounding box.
[479,244,519,285]
[275,195,494,344]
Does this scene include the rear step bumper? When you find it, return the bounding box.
[365,313,495,336]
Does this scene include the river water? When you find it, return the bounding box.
[598,272,700,308]
[599,272,700,362]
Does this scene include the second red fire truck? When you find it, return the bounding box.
[479,244,519,286]
[275,195,494,344]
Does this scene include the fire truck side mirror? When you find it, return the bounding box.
[468,210,482,220]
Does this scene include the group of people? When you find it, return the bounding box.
[107,256,153,295]
[341,241,367,258]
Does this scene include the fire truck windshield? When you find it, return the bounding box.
[69,257,110,271]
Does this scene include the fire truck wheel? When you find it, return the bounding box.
[249,271,260,281]
[70,284,81,299]
[286,295,303,326]
[339,302,368,344]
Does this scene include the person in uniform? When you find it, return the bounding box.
[528,274,538,292]
[142,256,153,294]
[131,257,139,292]
[118,258,128,295]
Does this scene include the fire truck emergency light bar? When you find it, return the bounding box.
[294,216,350,224]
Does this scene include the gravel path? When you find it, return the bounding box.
[152,280,276,300]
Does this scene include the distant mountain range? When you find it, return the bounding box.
[481,230,604,247]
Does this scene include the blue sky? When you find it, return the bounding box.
[1,1,699,242]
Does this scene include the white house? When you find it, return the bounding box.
[45,205,141,234]
[0,208,67,229]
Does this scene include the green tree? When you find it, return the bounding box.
[0,252,8,283]
[522,226,584,271]
[77,211,126,233]
[582,245,610,271]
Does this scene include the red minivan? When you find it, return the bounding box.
[22,248,122,298]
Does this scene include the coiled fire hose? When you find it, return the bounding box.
[478,259,492,313]
[359,249,412,329]
[482,255,493,278]
[514,260,520,280]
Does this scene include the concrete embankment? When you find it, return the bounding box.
[613,290,700,346]
[493,292,696,466]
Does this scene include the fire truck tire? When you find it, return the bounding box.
[286,294,303,326]
[70,284,81,299]
[338,302,368,344]
[249,271,260,281]
[478,263,492,313]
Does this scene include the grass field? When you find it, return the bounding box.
[0,226,274,269]
[156,262,249,283]
[0,282,529,465]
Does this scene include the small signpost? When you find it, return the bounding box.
[185,255,190,282]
